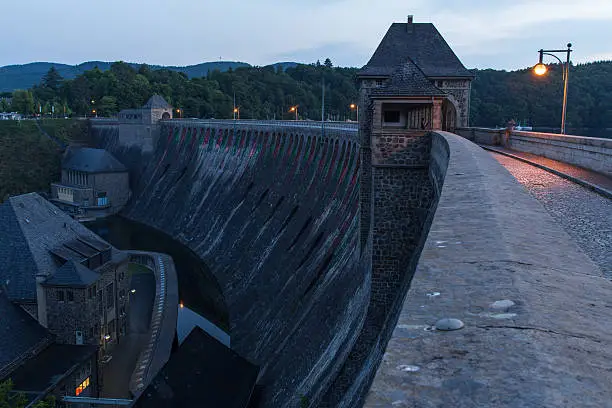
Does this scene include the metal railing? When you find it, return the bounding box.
[166,119,359,132]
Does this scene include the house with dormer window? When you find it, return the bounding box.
[0,193,129,351]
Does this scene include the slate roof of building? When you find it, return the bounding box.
[0,289,52,378]
[0,193,118,302]
[9,343,98,393]
[143,95,172,109]
[63,147,127,173]
[43,261,101,288]
[359,22,473,78]
[133,327,259,408]
[370,59,447,97]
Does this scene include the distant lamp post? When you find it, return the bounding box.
[176,108,182,119]
[350,103,359,122]
[533,43,572,134]
[233,107,240,120]
[92,109,97,118]
[289,105,298,120]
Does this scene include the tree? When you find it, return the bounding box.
[98,96,118,116]
[11,90,34,115]
[42,67,63,92]
[324,58,333,68]
[0,380,55,408]
[0,98,10,112]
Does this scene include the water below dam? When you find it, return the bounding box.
[85,215,230,339]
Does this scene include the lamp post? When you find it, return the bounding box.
[290,105,298,121]
[176,108,182,119]
[533,43,572,134]
[233,107,240,120]
[350,103,359,122]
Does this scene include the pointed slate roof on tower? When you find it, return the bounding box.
[370,59,447,97]
[359,22,473,78]
[143,95,172,109]
[42,261,101,288]
[63,147,127,173]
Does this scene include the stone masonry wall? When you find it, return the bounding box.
[92,172,131,214]
[437,79,471,127]
[320,129,435,407]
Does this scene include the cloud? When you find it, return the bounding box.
[0,0,610,70]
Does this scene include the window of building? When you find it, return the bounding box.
[67,290,74,302]
[106,283,114,308]
[436,80,444,87]
[87,287,92,299]
[75,377,90,396]
[57,290,65,302]
[383,111,401,123]
[375,79,384,87]
[97,192,108,207]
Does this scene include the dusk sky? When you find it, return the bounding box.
[2,0,611,70]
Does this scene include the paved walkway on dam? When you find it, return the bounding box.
[491,152,611,277]
[483,145,612,198]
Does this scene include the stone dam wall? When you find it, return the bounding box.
[456,127,612,176]
[90,120,438,407]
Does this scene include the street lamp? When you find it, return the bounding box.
[176,108,182,119]
[289,105,298,121]
[533,43,572,134]
[350,103,359,122]
[233,107,240,120]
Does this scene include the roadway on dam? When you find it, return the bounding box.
[491,152,611,277]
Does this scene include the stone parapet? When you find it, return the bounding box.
[509,130,612,176]
[455,127,612,176]
[128,251,178,397]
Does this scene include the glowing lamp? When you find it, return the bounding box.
[533,63,547,76]
[350,104,356,109]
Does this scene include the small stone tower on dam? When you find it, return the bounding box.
[89,16,473,408]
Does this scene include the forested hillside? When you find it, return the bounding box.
[471,61,612,129]
[0,61,250,93]
[3,59,611,129]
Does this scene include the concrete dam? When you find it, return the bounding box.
[90,119,438,407]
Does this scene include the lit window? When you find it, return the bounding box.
[75,377,90,396]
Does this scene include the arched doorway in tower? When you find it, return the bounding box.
[162,111,171,120]
[442,99,458,132]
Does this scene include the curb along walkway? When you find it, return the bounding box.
[127,251,179,396]
[480,145,612,199]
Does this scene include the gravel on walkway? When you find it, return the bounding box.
[491,152,611,277]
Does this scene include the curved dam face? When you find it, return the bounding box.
[93,121,371,406]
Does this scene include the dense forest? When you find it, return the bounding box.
[1,59,611,129]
